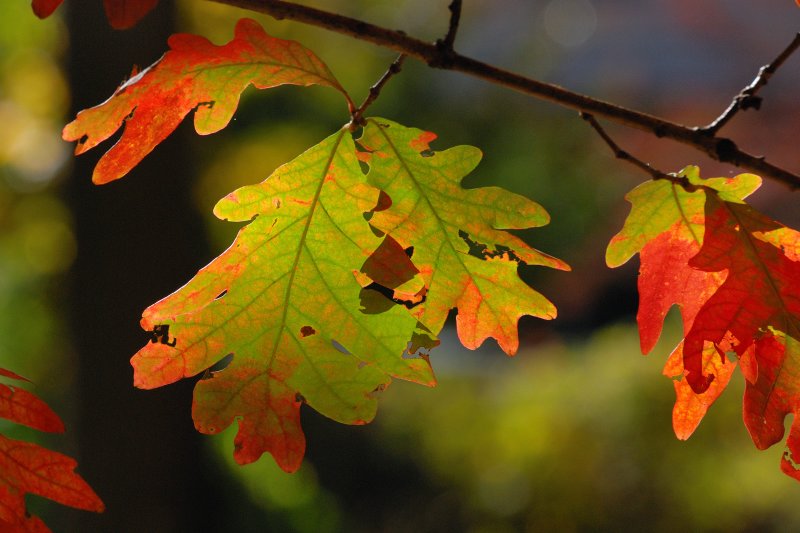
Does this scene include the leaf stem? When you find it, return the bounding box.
[210,0,800,190]
[350,54,406,129]
[581,113,674,183]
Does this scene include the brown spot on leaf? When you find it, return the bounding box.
[300,326,315,337]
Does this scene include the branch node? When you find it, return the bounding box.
[351,54,407,126]
[714,138,739,163]
[208,0,800,190]
[702,32,800,134]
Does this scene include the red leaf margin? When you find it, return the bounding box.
[0,368,103,531]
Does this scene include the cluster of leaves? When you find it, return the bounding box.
[62,18,568,472]
[19,0,800,502]
[608,167,800,480]
[0,368,103,531]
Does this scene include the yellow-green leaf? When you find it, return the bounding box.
[131,129,433,472]
[359,118,569,355]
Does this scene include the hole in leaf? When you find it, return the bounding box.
[368,383,387,399]
[149,324,177,347]
[204,353,233,376]
[419,149,435,157]
[78,134,88,145]
[459,229,520,262]
[331,340,350,355]
[295,392,305,404]
[406,326,440,357]
[215,290,227,300]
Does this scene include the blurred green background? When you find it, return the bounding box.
[2,0,800,531]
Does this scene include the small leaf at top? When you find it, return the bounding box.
[63,18,349,184]
[32,0,159,29]
[358,118,568,356]
[131,129,434,472]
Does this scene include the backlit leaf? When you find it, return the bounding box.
[131,129,434,472]
[358,118,569,355]
[63,18,348,184]
[609,166,800,480]
[0,369,103,531]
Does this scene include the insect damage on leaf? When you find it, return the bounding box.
[62,18,350,184]
[358,118,569,356]
[0,368,104,531]
[608,165,800,481]
[149,324,177,346]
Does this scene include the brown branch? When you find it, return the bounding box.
[581,113,673,182]
[350,54,406,128]
[440,0,462,51]
[701,33,800,135]
[211,0,800,190]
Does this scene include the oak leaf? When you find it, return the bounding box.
[63,18,348,184]
[131,129,434,472]
[0,369,103,531]
[32,0,159,29]
[687,194,800,479]
[609,166,800,480]
[358,118,569,355]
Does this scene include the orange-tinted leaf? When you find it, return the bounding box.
[0,435,104,530]
[684,195,800,393]
[32,0,158,29]
[0,383,63,434]
[607,166,759,352]
[359,118,568,355]
[610,166,800,480]
[132,129,434,472]
[63,18,348,184]
[0,369,103,531]
[662,341,738,440]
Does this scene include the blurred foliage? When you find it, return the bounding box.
[0,4,72,384]
[376,318,800,531]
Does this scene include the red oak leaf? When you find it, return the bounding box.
[63,18,348,184]
[683,195,800,393]
[609,166,800,480]
[607,168,760,440]
[0,369,103,531]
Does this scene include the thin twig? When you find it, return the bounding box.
[701,33,800,135]
[210,0,800,190]
[350,54,406,128]
[581,113,675,182]
[440,0,462,51]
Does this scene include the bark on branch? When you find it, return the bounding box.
[211,0,800,190]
